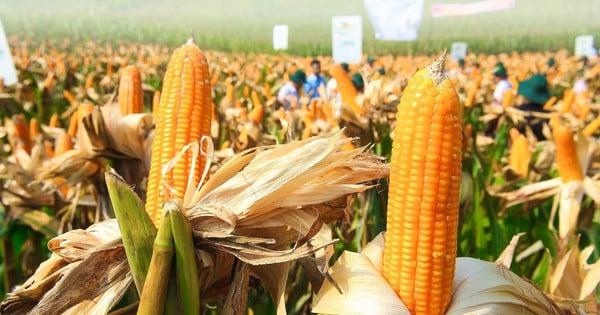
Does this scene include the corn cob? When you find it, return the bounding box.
[85,73,95,90]
[509,128,530,177]
[329,63,365,115]
[543,95,558,110]
[383,53,462,315]
[29,118,39,139]
[67,103,94,137]
[583,116,600,136]
[551,118,583,182]
[118,65,144,115]
[502,89,515,108]
[63,90,77,106]
[55,132,73,156]
[263,82,272,99]
[49,113,59,128]
[561,89,575,113]
[249,91,264,124]
[13,115,32,154]
[145,40,212,226]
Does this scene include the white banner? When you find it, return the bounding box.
[363,0,424,41]
[432,0,516,18]
[0,18,17,86]
[332,16,362,64]
[575,35,594,57]
[450,42,468,61]
[273,25,288,51]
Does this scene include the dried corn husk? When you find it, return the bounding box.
[314,233,568,315]
[2,130,389,314]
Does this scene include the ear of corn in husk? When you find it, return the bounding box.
[314,233,565,315]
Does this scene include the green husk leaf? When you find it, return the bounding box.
[169,200,200,315]
[137,209,174,315]
[106,169,157,295]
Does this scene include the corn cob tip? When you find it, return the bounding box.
[427,50,447,86]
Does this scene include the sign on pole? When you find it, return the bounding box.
[332,15,362,64]
[575,35,594,57]
[0,18,17,86]
[273,25,289,51]
[450,42,468,61]
[363,0,424,41]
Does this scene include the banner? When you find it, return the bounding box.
[0,18,17,86]
[450,42,468,61]
[431,0,516,18]
[575,35,594,57]
[273,25,289,51]
[363,0,424,41]
[332,16,362,64]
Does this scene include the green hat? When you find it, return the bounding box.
[458,58,465,67]
[493,63,507,77]
[290,70,307,84]
[367,55,376,64]
[517,74,550,104]
[351,73,364,89]
[547,57,556,67]
[377,68,385,75]
[340,63,350,73]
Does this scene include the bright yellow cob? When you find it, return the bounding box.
[329,63,365,115]
[509,128,530,177]
[118,65,144,115]
[502,88,515,108]
[383,53,462,315]
[551,118,583,182]
[145,40,212,226]
[583,116,600,136]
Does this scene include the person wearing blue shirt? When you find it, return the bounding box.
[303,59,326,101]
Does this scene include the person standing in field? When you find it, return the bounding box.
[515,74,551,141]
[277,70,307,111]
[303,59,326,102]
[492,62,512,106]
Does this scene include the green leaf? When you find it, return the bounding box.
[105,169,156,296]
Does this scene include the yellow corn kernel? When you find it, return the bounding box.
[145,40,212,226]
[383,53,462,315]
[118,65,144,115]
[152,90,161,119]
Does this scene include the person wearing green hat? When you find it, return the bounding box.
[351,73,365,93]
[277,69,306,111]
[516,74,551,140]
[492,62,512,106]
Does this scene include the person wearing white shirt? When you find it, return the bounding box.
[277,70,306,111]
[492,63,512,106]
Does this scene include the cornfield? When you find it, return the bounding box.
[0,35,599,314]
